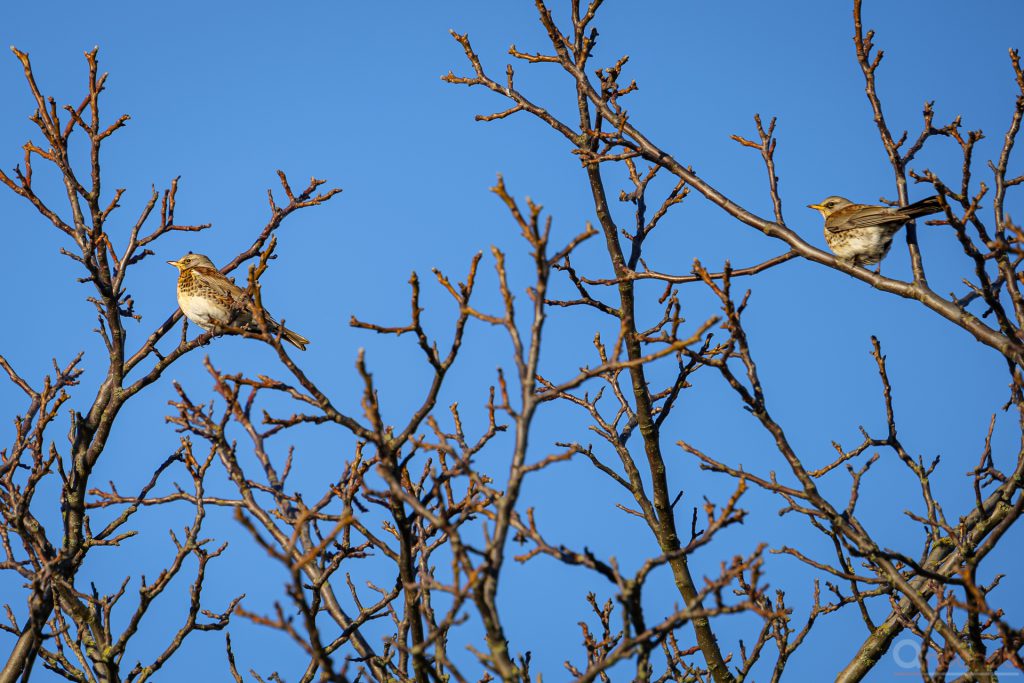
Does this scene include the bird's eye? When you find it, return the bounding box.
[826,201,835,208]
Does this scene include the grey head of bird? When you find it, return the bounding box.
[807,196,854,218]
[167,253,216,271]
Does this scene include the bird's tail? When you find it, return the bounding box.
[258,316,310,351]
[245,311,310,350]
[901,195,943,219]
[280,325,310,351]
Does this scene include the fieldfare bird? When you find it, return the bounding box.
[167,253,309,350]
[807,195,943,268]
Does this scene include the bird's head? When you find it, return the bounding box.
[167,253,215,271]
[807,196,853,218]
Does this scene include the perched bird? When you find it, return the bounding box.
[167,253,309,350]
[807,195,943,268]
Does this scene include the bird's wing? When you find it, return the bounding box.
[191,266,248,303]
[825,206,906,233]
[192,265,287,330]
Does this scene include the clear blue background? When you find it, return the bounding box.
[0,2,1021,680]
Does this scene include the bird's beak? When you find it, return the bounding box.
[167,260,181,268]
[807,203,823,211]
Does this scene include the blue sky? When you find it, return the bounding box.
[1,1,1022,680]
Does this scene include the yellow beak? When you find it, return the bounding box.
[167,260,181,268]
[807,203,824,210]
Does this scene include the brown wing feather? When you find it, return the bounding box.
[825,205,906,233]
[191,266,247,302]
[187,265,309,350]
[826,197,942,233]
